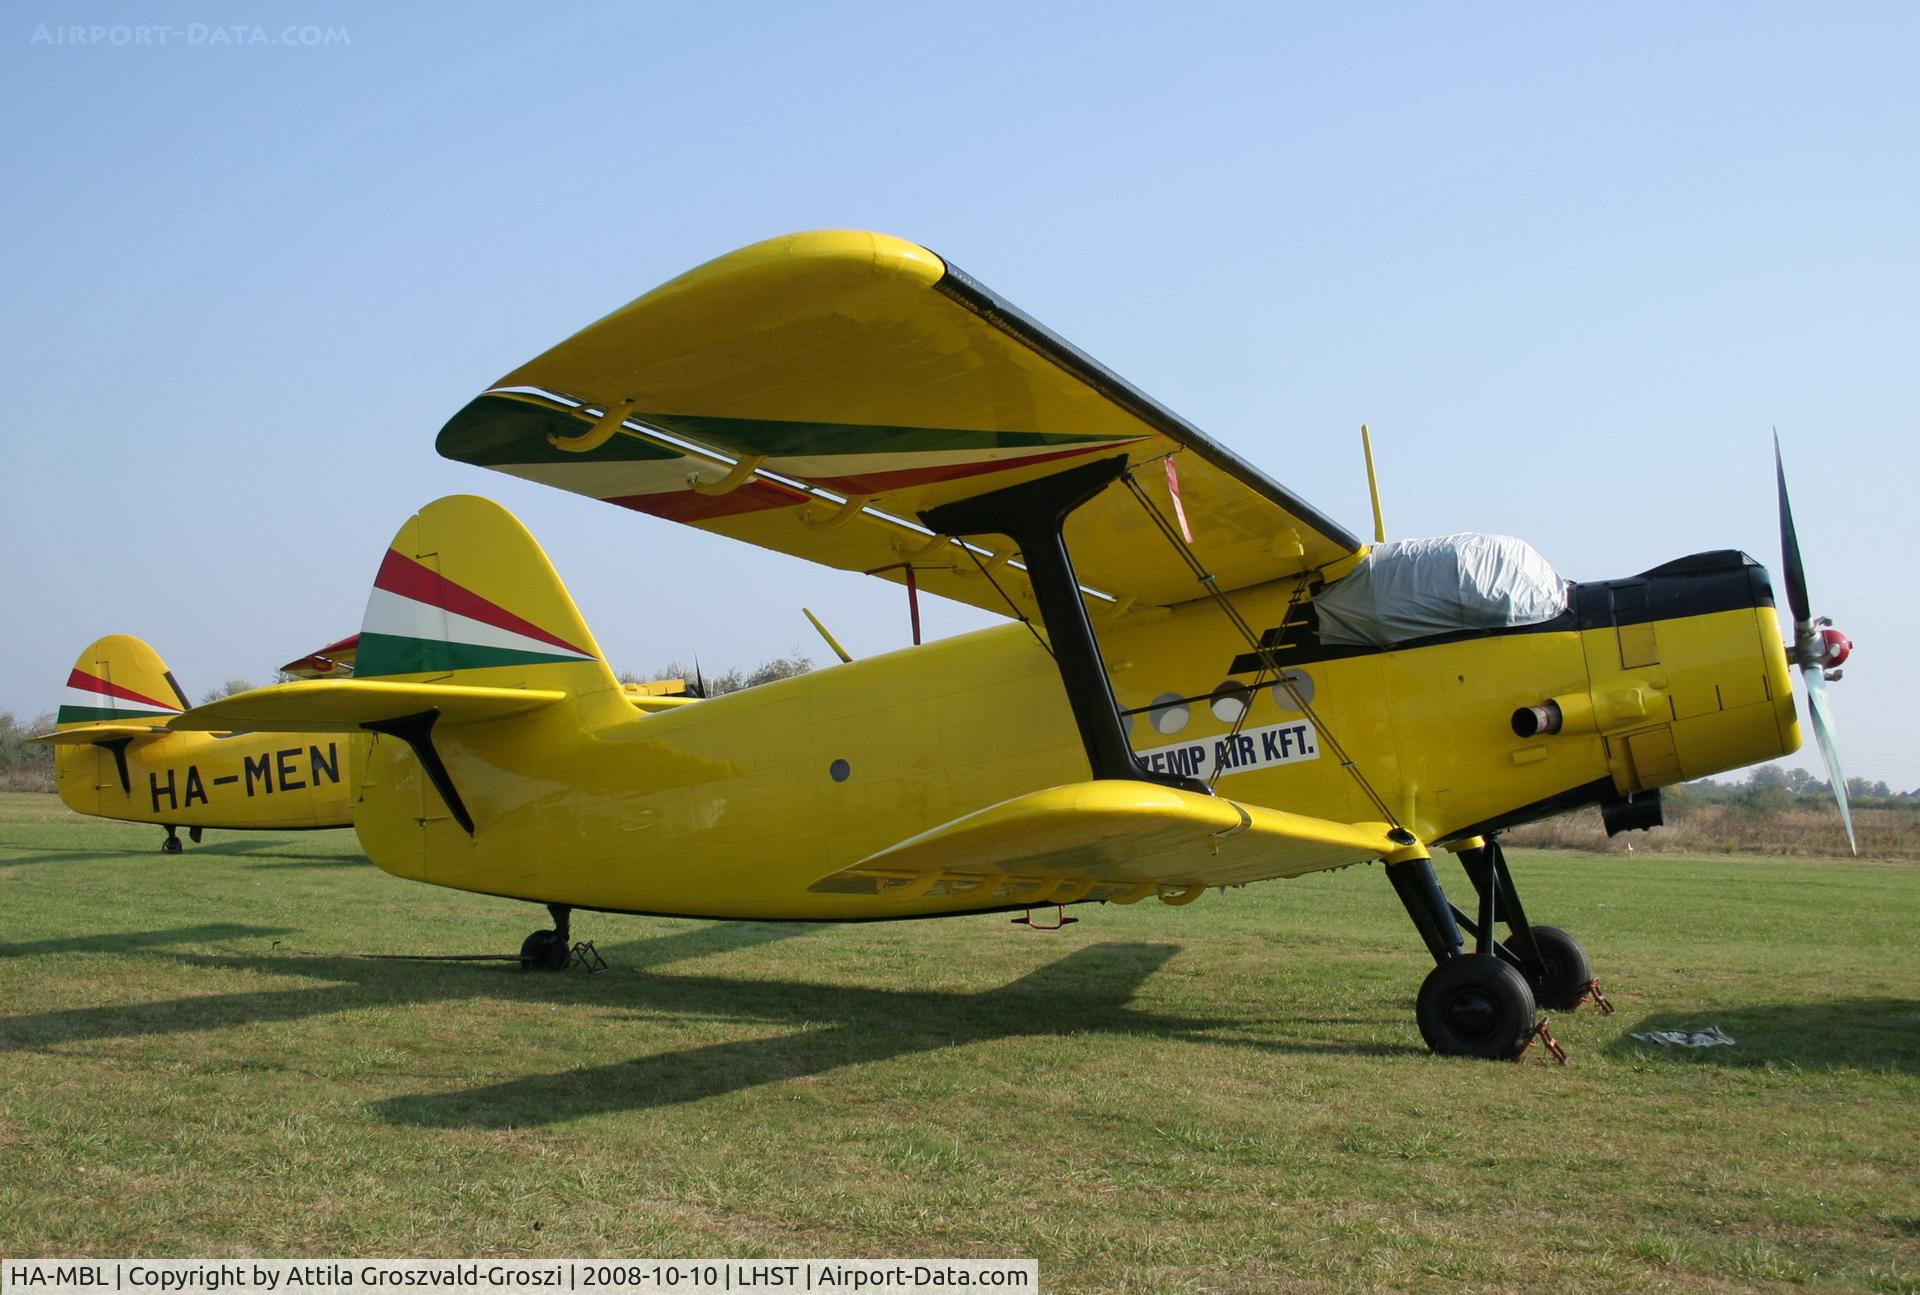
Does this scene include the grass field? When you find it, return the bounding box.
[1,792,1915,1293]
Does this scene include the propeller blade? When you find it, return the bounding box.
[1774,429,1812,627]
[1801,666,1857,856]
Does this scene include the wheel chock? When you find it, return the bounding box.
[1514,1016,1568,1065]
[1575,979,1615,1015]
[568,941,608,973]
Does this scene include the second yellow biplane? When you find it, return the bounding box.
[37,634,354,850]
[172,232,1853,1058]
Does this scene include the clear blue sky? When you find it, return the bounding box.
[3,3,1915,788]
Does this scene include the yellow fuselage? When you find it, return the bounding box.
[353,561,1799,919]
[55,731,353,831]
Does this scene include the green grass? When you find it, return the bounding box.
[1,791,1915,1293]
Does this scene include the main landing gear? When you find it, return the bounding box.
[160,825,203,855]
[1387,836,1609,1059]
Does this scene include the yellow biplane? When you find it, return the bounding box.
[36,634,355,850]
[171,231,1853,1058]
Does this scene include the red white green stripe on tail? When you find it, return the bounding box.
[59,668,184,725]
[357,548,599,677]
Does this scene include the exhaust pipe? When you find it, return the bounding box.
[1511,693,1597,739]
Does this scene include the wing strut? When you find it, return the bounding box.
[362,711,475,836]
[98,736,134,794]
[921,456,1206,795]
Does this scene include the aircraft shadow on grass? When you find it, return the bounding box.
[1610,999,1920,1074]
[0,841,360,868]
[196,840,367,868]
[0,922,299,959]
[0,922,1415,1123]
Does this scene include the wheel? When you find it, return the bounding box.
[161,835,183,855]
[1520,925,1592,1010]
[519,928,570,971]
[1416,954,1538,1059]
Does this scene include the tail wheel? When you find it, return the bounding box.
[1417,954,1537,1058]
[519,929,570,971]
[1522,925,1593,1010]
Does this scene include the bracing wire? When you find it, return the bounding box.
[965,545,1055,659]
[1119,466,1405,829]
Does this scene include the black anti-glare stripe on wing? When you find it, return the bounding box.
[931,259,1363,556]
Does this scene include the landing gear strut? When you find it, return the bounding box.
[161,826,206,855]
[1388,837,1599,1058]
[519,903,572,971]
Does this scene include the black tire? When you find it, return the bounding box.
[519,929,570,972]
[161,836,183,856]
[1417,954,1538,1059]
[1521,925,1592,1010]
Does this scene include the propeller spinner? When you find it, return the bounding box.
[1775,431,1856,854]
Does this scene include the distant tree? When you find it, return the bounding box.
[1784,767,1817,793]
[703,666,748,696]
[1663,780,1703,822]
[1749,765,1788,789]
[0,711,56,791]
[1846,776,1893,800]
[739,652,813,691]
[1739,781,1794,816]
[641,654,812,697]
[200,678,255,704]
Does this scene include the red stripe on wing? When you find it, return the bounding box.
[608,478,808,523]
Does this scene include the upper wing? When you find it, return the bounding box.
[436,231,1361,619]
[809,780,1398,900]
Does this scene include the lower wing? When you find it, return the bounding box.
[811,780,1398,904]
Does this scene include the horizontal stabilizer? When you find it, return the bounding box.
[28,722,169,746]
[810,780,1398,902]
[167,679,565,733]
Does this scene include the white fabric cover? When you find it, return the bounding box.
[1314,533,1568,647]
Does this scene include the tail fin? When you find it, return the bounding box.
[355,495,619,700]
[59,634,189,728]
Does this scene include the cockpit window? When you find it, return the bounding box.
[1314,533,1568,647]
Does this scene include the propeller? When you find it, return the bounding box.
[1775,430,1856,854]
